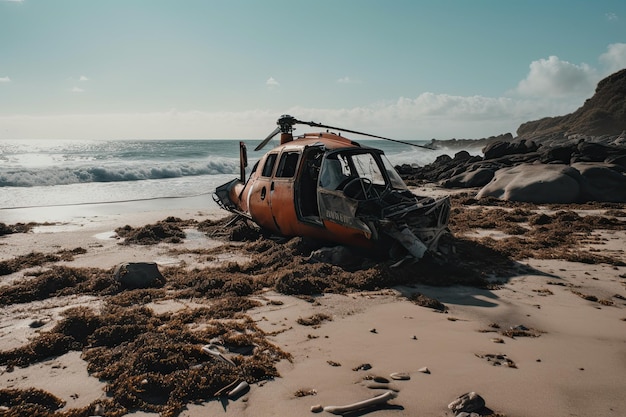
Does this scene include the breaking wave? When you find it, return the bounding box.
[0,157,239,187]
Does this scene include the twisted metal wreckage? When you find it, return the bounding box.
[214,115,450,263]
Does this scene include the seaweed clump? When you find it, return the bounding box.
[0,248,87,277]
[0,265,116,306]
[0,388,66,415]
[450,202,626,266]
[115,217,192,245]
[0,297,290,417]
[0,222,39,236]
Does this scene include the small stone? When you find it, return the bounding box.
[352,363,372,371]
[93,404,105,416]
[370,328,377,333]
[448,392,486,413]
[418,367,430,374]
[29,319,47,328]
[490,338,504,344]
[310,404,323,413]
[373,376,389,383]
[389,372,410,380]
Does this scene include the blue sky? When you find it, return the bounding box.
[1,0,625,140]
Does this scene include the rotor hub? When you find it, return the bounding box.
[277,114,297,133]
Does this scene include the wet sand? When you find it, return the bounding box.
[1,189,625,417]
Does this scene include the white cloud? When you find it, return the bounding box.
[605,12,618,21]
[599,43,626,74]
[0,76,10,83]
[514,56,597,98]
[0,110,280,140]
[79,75,89,81]
[71,86,85,93]
[4,44,624,141]
[337,76,359,84]
[0,93,572,141]
[296,94,575,139]
[266,77,279,86]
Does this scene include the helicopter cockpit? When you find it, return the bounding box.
[319,149,407,200]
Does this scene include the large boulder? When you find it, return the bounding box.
[476,162,626,203]
[476,164,583,203]
[441,167,495,188]
[482,139,539,160]
[573,162,626,202]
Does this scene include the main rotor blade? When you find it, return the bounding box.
[254,126,281,151]
[296,119,434,150]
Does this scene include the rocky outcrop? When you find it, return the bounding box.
[399,140,626,203]
[398,69,626,203]
[517,68,626,140]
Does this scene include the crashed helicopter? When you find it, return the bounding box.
[214,115,450,262]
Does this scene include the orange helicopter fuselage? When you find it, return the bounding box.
[214,114,451,261]
[226,132,376,249]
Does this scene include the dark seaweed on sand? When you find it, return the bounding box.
[0,222,39,236]
[0,248,87,277]
[1,197,624,416]
[0,265,116,306]
[0,297,290,417]
[115,217,192,245]
[449,195,626,266]
[409,292,448,312]
[0,388,66,414]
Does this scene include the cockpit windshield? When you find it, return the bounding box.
[319,150,408,191]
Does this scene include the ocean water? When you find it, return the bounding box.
[0,138,474,222]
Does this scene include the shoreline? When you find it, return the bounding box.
[0,193,219,226]
[1,189,625,417]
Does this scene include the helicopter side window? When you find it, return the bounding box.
[261,153,278,177]
[275,152,300,178]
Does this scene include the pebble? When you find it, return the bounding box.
[389,372,410,380]
[448,392,486,413]
[92,404,105,416]
[418,367,430,374]
[490,338,504,344]
[310,404,323,413]
[29,319,47,328]
[352,363,372,371]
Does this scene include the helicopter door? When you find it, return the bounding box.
[295,147,323,224]
[316,152,372,235]
[267,151,301,235]
[248,152,279,233]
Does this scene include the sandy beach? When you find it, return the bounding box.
[1,188,625,417]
